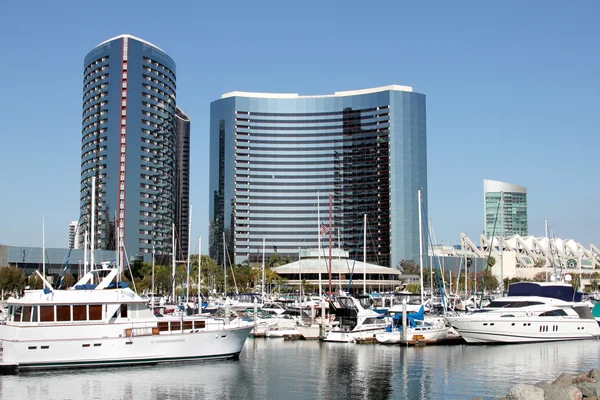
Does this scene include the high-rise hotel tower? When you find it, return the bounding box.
[209,85,427,268]
[80,34,189,261]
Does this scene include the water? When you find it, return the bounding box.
[2,338,600,399]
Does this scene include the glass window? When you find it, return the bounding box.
[40,306,55,322]
[89,305,102,320]
[32,306,38,322]
[22,306,32,322]
[120,304,127,318]
[73,305,87,321]
[14,306,23,322]
[57,306,70,322]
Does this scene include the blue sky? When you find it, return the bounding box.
[0,1,598,253]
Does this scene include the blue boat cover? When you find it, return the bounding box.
[508,282,581,302]
[390,305,425,329]
[75,284,97,290]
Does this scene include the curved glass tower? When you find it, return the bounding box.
[80,34,177,261]
[175,107,191,260]
[484,179,528,238]
[209,85,427,268]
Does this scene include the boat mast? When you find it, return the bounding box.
[328,193,332,299]
[42,214,45,279]
[298,247,302,302]
[172,223,176,302]
[429,219,433,301]
[151,244,155,312]
[261,238,265,304]
[500,191,504,295]
[198,236,202,299]
[90,176,96,273]
[545,219,550,281]
[317,192,322,299]
[186,204,192,303]
[418,189,424,305]
[223,232,227,298]
[83,229,88,277]
[363,214,366,294]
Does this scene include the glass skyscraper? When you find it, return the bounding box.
[80,34,189,262]
[209,85,427,269]
[483,179,528,238]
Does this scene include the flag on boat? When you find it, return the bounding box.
[321,224,329,237]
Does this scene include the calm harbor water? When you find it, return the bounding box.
[2,338,600,400]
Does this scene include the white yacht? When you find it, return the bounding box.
[0,265,254,372]
[445,280,600,344]
[324,296,389,343]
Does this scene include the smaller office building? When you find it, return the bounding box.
[0,244,116,280]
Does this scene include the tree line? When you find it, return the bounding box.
[0,252,294,299]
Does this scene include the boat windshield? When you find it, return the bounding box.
[486,300,545,308]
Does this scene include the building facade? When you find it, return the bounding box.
[175,107,191,260]
[483,179,528,238]
[80,34,185,262]
[0,244,116,279]
[209,85,427,268]
[68,221,80,249]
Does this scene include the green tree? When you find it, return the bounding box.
[62,273,76,289]
[399,260,419,275]
[475,271,499,292]
[406,283,421,294]
[154,265,172,295]
[589,276,599,293]
[27,275,43,290]
[0,267,26,297]
[534,258,546,269]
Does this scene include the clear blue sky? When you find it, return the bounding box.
[0,1,598,253]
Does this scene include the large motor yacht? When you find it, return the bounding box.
[0,264,254,372]
[445,280,600,344]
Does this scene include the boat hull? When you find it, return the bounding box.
[376,327,449,344]
[324,327,384,343]
[445,316,600,344]
[0,325,253,372]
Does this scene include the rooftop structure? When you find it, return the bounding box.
[272,249,405,294]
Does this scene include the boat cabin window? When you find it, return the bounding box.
[13,306,23,322]
[486,301,545,308]
[57,305,71,322]
[539,309,568,317]
[22,306,32,322]
[31,306,38,322]
[89,305,103,320]
[73,305,87,321]
[337,297,357,309]
[120,304,128,318]
[357,297,373,309]
[363,317,381,325]
[40,306,55,322]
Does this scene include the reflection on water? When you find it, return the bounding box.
[2,339,600,400]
